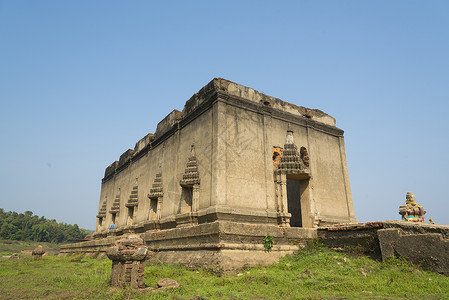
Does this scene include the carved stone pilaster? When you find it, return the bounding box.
[274,130,311,227]
[109,195,121,214]
[125,185,139,208]
[97,201,107,218]
[179,147,200,188]
[177,145,200,226]
[192,185,200,212]
[148,172,163,221]
[148,172,163,199]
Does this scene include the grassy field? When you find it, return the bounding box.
[0,239,61,255]
[1,242,449,299]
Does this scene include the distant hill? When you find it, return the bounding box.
[0,209,91,243]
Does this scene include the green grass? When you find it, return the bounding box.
[1,242,448,299]
[0,255,111,299]
[0,239,61,255]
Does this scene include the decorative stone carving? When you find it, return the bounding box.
[106,235,149,289]
[179,145,200,187]
[97,201,107,218]
[148,172,163,199]
[274,130,311,227]
[177,145,200,225]
[276,130,309,175]
[272,147,283,168]
[125,184,139,208]
[148,172,163,221]
[125,182,139,227]
[300,147,310,168]
[399,192,426,222]
[109,194,121,214]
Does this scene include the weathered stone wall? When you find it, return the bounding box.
[318,221,449,275]
[80,78,360,270]
[62,220,317,273]
[96,108,214,233]
[95,78,356,235]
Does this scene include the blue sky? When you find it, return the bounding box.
[1,1,448,229]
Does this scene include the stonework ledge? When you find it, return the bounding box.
[61,220,317,272]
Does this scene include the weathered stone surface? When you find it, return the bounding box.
[117,149,134,169]
[104,161,118,179]
[154,110,183,139]
[95,78,355,233]
[32,245,45,260]
[134,133,154,153]
[110,261,123,287]
[378,228,449,275]
[65,78,358,271]
[106,245,120,260]
[62,220,315,272]
[156,278,180,289]
[106,235,148,289]
[132,247,148,260]
[319,221,449,275]
[9,253,19,259]
[20,250,33,256]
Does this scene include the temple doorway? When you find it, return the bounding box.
[287,179,302,227]
[178,187,193,214]
[127,207,134,225]
[149,199,158,220]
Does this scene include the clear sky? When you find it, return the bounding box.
[1,1,448,230]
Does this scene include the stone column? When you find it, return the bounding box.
[106,235,149,289]
[274,173,282,212]
[192,184,200,212]
[277,173,291,227]
[280,174,288,214]
[211,100,227,206]
[156,196,162,220]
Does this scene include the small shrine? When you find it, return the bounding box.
[399,192,426,222]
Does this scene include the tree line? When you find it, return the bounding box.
[0,209,91,243]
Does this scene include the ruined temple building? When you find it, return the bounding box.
[61,78,358,271]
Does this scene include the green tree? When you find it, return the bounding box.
[0,209,90,243]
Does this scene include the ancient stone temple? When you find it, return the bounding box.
[61,78,357,272]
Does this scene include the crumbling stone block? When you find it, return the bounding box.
[157,278,180,289]
[32,245,45,260]
[8,253,19,259]
[106,235,149,289]
[378,227,449,275]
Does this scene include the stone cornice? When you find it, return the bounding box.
[219,90,344,137]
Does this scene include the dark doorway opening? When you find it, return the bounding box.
[287,179,302,227]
